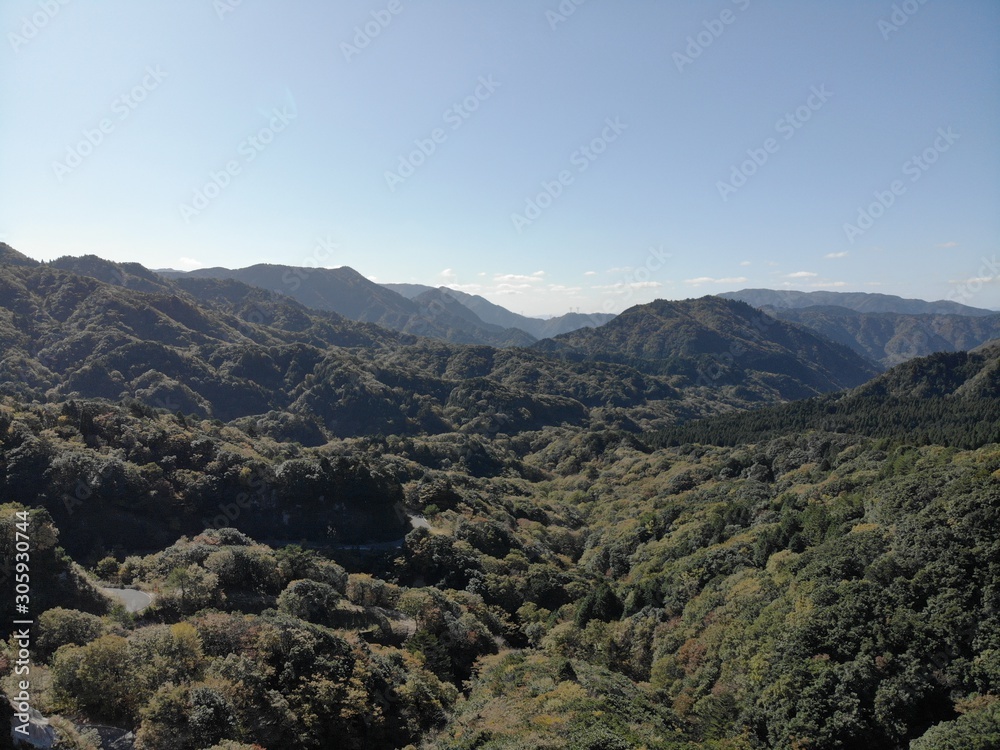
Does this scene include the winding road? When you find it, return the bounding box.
[100,587,154,613]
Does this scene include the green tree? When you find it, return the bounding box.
[51,635,137,724]
[36,607,106,660]
[163,564,219,614]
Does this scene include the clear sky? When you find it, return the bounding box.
[2,1,998,316]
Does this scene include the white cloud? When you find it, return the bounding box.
[440,268,457,282]
[951,276,999,285]
[495,273,545,284]
[684,276,748,286]
[809,281,848,288]
[593,281,663,295]
[824,252,849,259]
[584,271,597,276]
[446,283,483,293]
[178,257,204,270]
[938,241,959,249]
[740,261,752,267]
[785,271,818,278]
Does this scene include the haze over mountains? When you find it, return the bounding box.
[721,288,1000,368]
[158,264,611,348]
[0,245,889,445]
[3,243,1000,749]
[382,282,616,339]
[3,245,998,414]
[719,288,996,316]
[152,258,1000,376]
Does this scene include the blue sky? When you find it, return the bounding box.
[2,1,998,316]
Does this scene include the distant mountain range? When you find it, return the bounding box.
[5,243,999,429]
[0,245,890,442]
[650,339,1000,450]
[535,296,878,401]
[382,282,615,339]
[719,288,996,316]
[720,288,1000,368]
[157,265,611,347]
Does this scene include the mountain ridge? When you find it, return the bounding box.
[534,296,879,400]
[381,282,616,338]
[720,287,996,316]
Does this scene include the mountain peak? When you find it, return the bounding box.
[0,242,39,267]
[721,288,995,317]
[535,296,878,400]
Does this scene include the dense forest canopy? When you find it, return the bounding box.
[0,251,997,749]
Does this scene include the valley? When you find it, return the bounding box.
[0,246,997,749]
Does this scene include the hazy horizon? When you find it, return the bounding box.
[2,1,998,315]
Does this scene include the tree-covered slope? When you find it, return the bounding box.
[720,288,995,317]
[648,344,1000,449]
[761,304,1000,368]
[3,419,997,749]
[380,283,616,338]
[535,297,879,400]
[5,257,878,442]
[165,263,533,347]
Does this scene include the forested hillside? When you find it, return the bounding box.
[535,297,878,399]
[649,344,1000,450]
[0,249,997,749]
[2,402,998,748]
[758,305,1000,368]
[0,258,880,445]
[382,283,616,339]
[160,263,535,347]
[720,288,994,317]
